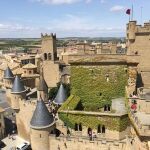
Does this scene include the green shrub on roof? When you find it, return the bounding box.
[70,65,127,111]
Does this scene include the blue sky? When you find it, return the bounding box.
[0,0,149,38]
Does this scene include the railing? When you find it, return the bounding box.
[50,134,126,145]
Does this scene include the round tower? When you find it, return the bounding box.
[3,66,14,104]
[11,76,26,111]
[53,83,67,106]
[37,75,48,101]
[3,66,14,89]
[30,99,55,150]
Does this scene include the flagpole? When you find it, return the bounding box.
[131,4,133,21]
[141,6,143,24]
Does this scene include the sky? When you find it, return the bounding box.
[0,0,149,38]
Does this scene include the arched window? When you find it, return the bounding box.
[48,53,52,60]
[97,125,101,133]
[102,125,105,133]
[108,105,111,111]
[75,123,78,131]
[88,128,92,135]
[44,53,47,60]
[79,123,82,131]
[104,105,107,111]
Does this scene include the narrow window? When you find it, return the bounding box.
[79,123,82,131]
[44,53,47,60]
[75,123,78,131]
[102,125,105,133]
[97,125,101,133]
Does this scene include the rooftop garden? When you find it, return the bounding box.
[69,65,127,111]
[58,65,129,131]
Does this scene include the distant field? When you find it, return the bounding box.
[0,42,7,44]
[0,39,41,50]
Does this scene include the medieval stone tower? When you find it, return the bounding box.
[10,76,26,111]
[30,99,55,150]
[37,75,48,101]
[126,21,150,87]
[41,33,57,61]
[41,33,60,88]
[3,66,14,104]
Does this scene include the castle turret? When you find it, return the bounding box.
[37,76,48,101]
[3,66,14,89]
[41,33,60,88]
[127,21,137,41]
[11,76,26,111]
[41,33,57,61]
[30,99,55,150]
[53,84,67,105]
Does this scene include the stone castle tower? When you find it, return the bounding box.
[10,76,26,111]
[3,66,14,104]
[37,75,48,101]
[3,66,14,89]
[41,33,60,88]
[126,21,150,87]
[30,99,55,150]
[41,33,57,61]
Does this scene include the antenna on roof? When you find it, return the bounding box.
[141,6,143,25]
[131,4,134,21]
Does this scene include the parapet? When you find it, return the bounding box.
[127,20,150,36]
[41,33,56,39]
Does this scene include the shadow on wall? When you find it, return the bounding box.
[136,73,144,88]
[4,117,17,135]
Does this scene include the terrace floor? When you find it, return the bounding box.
[1,135,29,150]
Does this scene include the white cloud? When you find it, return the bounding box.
[110,5,126,12]
[100,0,106,4]
[46,14,125,37]
[0,15,125,38]
[32,0,84,4]
[0,23,36,31]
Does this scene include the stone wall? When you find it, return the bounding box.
[43,61,60,88]
[49,135,128,150]
[16,100,36,141]
[126,21,150,87]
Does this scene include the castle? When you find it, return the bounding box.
[0,20,149,150]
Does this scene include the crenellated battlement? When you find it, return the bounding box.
[41,33,56,39]
[49,135,127,150]
[127,21,150,39]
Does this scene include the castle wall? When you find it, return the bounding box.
[61,125,129,141]
[37,90,48,101]
[16,100,36,141]
[0,110,5,139]
[5,89,12,105]
[126,21,150,87]
[49,135,127,150]
[137,99,150,113]
[43,61,60,88]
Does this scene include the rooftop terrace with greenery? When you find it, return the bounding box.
[68,65,127,111]
[58,65,128,131]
